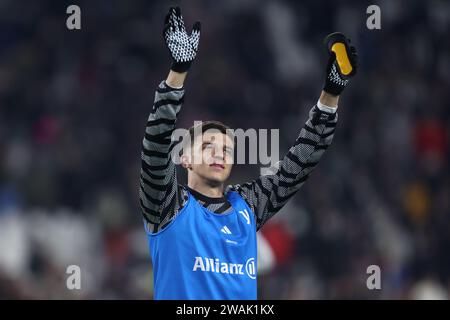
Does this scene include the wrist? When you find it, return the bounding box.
[319,91,339,108]
[171,61,192,73]
[166,70,187,88]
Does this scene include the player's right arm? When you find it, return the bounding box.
[139,75,185,233]
[139,7,201,233]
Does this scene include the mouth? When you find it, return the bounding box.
[210,163,225,170]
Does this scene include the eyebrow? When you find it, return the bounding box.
[201,142,234,151]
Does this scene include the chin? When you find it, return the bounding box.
[206,175,227,186]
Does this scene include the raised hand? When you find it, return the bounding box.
[163,6,201,73]
[323,32,358,96]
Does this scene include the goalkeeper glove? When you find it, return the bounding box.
[323,32,358,96]
[163,6,201,73]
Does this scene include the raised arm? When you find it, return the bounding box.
[231,32,359,230]
[139,7,201,233]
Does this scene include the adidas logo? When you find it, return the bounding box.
[220,225,232,235]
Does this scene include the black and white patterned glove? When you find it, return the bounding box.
[163,7,201,73]
[323,32,358,96]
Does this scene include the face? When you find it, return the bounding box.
[182,131,234,187]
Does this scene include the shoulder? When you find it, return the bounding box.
[178,184,190,206]
[225,184,241,198]
[225,184,255,212]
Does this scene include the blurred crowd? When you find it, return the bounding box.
[0,0,449,299]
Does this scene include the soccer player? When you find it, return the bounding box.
[139,7,358,300]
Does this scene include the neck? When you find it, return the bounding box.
[187,180,224,198]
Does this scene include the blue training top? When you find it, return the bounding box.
[145,189,257,300]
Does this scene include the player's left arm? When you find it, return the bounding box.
[231,32,358,230]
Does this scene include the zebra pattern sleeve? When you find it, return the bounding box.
[231,104,338,230]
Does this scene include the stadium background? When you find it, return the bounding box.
[0,0,449,299]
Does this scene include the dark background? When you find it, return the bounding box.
[0,0,449,299]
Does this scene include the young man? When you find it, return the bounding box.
[140,7,358,300]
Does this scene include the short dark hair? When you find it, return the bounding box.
[179,120,234,155]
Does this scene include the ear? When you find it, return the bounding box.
[180,154,192,170]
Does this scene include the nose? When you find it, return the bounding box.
[211,147,225,162]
